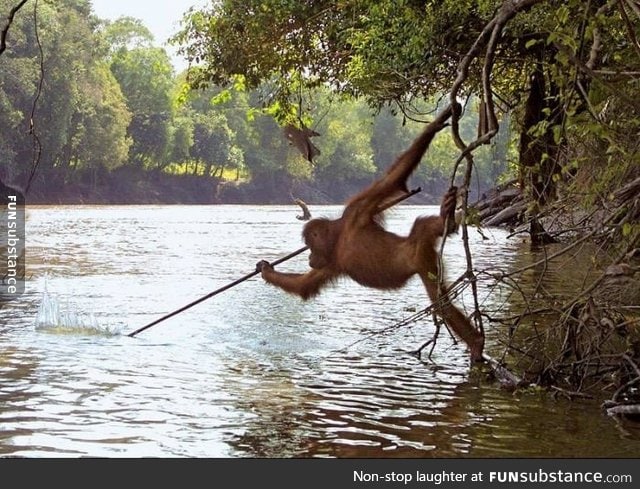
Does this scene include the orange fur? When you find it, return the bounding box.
[260,108,484,361]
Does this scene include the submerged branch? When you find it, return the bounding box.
[605,404,640,416]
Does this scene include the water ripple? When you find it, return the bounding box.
[0,205,637,457]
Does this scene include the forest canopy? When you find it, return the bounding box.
[0,0,506,205]
[1,0,637,242]
[175,0,639,209]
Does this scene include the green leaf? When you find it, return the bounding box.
[211,89,232,105]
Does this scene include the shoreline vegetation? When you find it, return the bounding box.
[21,168,456,206]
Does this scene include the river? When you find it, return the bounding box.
[0,205,638,457]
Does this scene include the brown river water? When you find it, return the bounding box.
[0,205,638,457]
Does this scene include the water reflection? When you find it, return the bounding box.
[0,205,638,457]
[0,345,41,455]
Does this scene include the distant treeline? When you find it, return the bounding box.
[0,0,507,205]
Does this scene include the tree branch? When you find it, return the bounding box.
[442,0,546,343]
[618,0,640,61]
[24,0,43,195]
[0,0,29,56]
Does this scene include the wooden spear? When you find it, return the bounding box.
[127,187,422,337]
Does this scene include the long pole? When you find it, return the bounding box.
[126,187,422,337]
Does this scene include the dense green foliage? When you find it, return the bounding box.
[176,0,639,215]
[1,0,638,214]
[0,0,504,204]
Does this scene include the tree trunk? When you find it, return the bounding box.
[518,63,562,207]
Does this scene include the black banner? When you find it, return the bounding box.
[0,458,637,488]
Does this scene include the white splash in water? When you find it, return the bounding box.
[35,278,123,336]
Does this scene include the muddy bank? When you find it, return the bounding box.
[22,169,337,206]
[471,179,639,414]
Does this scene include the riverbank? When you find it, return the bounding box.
[470,178,640,414]
[21,168,447,206]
